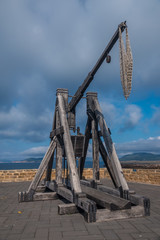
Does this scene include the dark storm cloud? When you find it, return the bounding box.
[0,0,160,144]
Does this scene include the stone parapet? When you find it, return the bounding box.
[0,168,160,185]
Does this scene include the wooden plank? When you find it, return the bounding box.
[97,185,120,197]
[45,151,54,181]
[36,186,46,192]
[33,192,58,201]
[81,184,131,210]
[46,181,56,191]
[57,93,82,193]
[27,138,57,194]
[50,126,64,138]
[57,186,74,202]
[56,138,63,184]
[128,194,150,216]
[58,203,79,215]
[71,135,85,158]
[46,107,58,181]
[79,117,91,179]
[99,137,118,188]
[96,205,145,222]
[92,119,100,180]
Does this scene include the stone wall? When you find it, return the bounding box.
[0,168,160,185]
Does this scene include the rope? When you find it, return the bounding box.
[119,27,133,100]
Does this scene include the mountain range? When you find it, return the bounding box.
[1,152,160,163]
[13,152,160,163]
[119,153,160,161]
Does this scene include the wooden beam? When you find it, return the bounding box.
[79,117,91,179]
[97,185,120,197]
[45,151,54,182]
[99,137,118,188]
[58,203,79,215]
[56,138,63,184]
[50,126,64,138]
[55,108,63,184]
[27,138,56,195]
[96,205,145,222]
[57,92,82,193]
[81,184,131,210]
[33,192,58,201]
[93,96,129,193]
[92,119,100,181]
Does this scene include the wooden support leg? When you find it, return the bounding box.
[56,137,63,184]
[45,151,54,182]
[93,96,129,193]
[99,137,118,188]
[45,108,57,182]
[57,90,82,193]
[79,117,91,179]
[92,119,99,181]
[18,138,57,202]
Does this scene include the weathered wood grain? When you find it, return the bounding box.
[58,203,79,215]
[57,93,82,193]
[93,97,129,192]
[81,184,131,210]
[99,136,118,188]
[96,205,144,222]
[27,138,56,194]
[92,119,100,180]
[33,192,58,201]
[79,117,91,179]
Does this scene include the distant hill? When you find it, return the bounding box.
[120,153,160,161]
[12,158,42,163]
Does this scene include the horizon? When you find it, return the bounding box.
[0,1,160,162]
[1,152,160,164]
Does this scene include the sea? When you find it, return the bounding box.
[0,160,105,170]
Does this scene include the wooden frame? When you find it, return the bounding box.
[18,88,150,223]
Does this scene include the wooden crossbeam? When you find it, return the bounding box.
[50,126,64,138]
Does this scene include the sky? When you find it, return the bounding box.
[0,0,160,161]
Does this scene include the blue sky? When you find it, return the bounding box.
[0,0,160,161]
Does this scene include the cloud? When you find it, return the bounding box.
[21,146,48,158]
[119,104,142,132]
[0,0,160,160]
[116,136,160,156]
[151,106,160,127]
[0,103,52,142]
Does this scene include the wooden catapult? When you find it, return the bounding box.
[19,22,150,222]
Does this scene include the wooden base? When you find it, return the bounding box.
[58,203,79,215]
[96,205,145,222]
[33,192,58,201]
[56,202,146,222]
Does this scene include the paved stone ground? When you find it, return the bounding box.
[0,180,160,240]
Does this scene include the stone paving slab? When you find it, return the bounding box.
[0,180,160,240]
